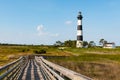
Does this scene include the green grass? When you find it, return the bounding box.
[1,46,120,79]
[1,46,120,66]
[0,45,32,66]
[45,47,120,80]
[65,47,120,54]
[0,45,70,66]
[48,53,120,62]
[63,47,120,62]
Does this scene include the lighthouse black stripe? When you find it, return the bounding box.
[77,25,82,30]
[77,15,83,20]
[77,36,83,41]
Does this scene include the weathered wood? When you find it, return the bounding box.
[34,59,44,80]
[21,60,30,80]
[31,60,35,80]
[35,57,64,80]
[37,58,56,80]
[1,55,92,80]
[0,57,26,80]
[38,56,92,80]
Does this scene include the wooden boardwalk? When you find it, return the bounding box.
[18,59,42,80]
[0,56,92,80]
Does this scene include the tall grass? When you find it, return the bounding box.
[1,46,120,79]
[47,47,120,80]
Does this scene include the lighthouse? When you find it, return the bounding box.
[76,12,83,48]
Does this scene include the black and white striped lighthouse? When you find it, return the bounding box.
[76,12,83,48]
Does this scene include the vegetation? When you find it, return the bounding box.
[54,40,96,48]
[1,44,120,79]
[99,38,107,47]
[64,40,76,47]
[0,45,71,66]
[33,49,46,54]
[88,41,96,47]
[47,47,120,80]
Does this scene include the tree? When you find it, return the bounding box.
[88,41,96,47]
[99,39,104,45]
[99,39,107,46]
[64,40,76,47]
[83,41,88,48]
[54,41,64,47]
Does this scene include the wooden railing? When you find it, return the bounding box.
[0,55,92,80]
[0,56,28,80]
[35,56,92,80]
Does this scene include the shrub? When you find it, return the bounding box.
[22,49,30,52]
[33,49,46,54]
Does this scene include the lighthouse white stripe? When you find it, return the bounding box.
[77,20,82,25]
[77,30,82,36]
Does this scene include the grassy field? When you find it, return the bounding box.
[0,45,71,66]
[47,48,120,80]
[1,45,120,80]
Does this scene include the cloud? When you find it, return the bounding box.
[37,24,43,31]
[36,24,59,37]
[37,24,48,36]
[65,21,72,25]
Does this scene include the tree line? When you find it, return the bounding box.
[54,38,108,48]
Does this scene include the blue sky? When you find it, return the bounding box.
[0,0,120,45]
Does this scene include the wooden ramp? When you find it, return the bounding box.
[0,56,92,80]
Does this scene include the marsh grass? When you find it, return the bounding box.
[47,47,120,80]
[0,45,70,66]
[49,57,120,80]
[0,45,32,66]
[1,46,120,79]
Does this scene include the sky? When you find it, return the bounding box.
[0,0,120,45]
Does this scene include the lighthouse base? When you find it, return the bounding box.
[76,41,83,48]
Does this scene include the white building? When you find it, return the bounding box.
[103,42,116,48]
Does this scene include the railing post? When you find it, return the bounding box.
[6,67,9,80]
